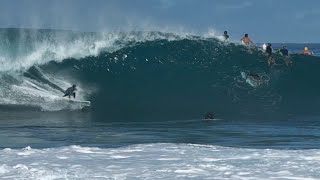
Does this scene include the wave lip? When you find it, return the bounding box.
[0,28,199,72]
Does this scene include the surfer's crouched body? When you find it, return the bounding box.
[204,112,214,120]
[63,84,77,98]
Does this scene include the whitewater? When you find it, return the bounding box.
[0,28,320,179]
[1,144,320,179]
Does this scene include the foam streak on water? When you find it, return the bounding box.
[0,144,319,180]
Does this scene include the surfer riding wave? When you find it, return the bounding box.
[63,85,77,98]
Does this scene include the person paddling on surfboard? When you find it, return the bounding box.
[279,46,292,66]
[63,84,77,99]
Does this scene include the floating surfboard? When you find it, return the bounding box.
[73,65,80,70]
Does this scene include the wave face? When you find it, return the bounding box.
[0,28,320,121]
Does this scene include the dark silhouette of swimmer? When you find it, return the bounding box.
[204,112,215,120]
[63,84,77,98]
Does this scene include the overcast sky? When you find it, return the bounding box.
[0,0,319,42]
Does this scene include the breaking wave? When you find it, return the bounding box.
[0,28,319,121]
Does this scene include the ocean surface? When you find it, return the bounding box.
[0,28,320,179]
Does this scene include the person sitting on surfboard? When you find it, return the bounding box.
[241,34,254,46]
[279,46,292,66]
[223,31,229,41]
[266,43,276,65]
[63,84,77,98]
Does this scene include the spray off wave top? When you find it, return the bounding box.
[0,28,209,72]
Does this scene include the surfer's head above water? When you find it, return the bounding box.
[204,112,214,120]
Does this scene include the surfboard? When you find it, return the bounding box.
[73,65,80,70]
[202,118,223,121]
[64,98,91,107]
